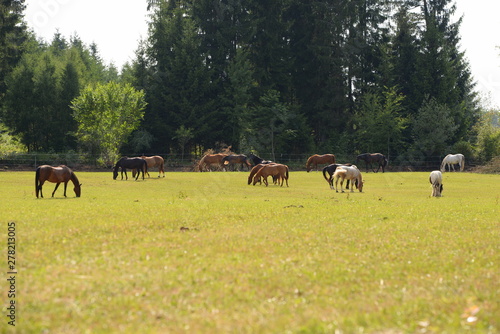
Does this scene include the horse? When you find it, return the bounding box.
[322,163,354,190]
[356,153,388,173]
[306,154,336,172]
[222,154,252,171]
[35,165,81,198]
[141,155,165,177]
[253,164,289,187]
[248,153,273,165]
[333,165,364,193]
[440,154,465,172]
[113,157,148,180]
[248,163,280,185]
[429,170,443,197]
[198,153,228,172]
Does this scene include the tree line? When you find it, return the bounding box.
[1,0,499,165]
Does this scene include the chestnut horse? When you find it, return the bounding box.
[248,163,279,185]
[252,164,289,187]
[35,165,81,198]
[333,166,364,193]
[141,155,165,177]
[198,153,228,172]
[356,153,387,173]
[306,154,336,172]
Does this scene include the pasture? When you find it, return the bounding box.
[1,170,499,333]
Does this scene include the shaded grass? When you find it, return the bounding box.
[1,171,499,333]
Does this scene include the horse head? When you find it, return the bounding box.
[74,184,82,197]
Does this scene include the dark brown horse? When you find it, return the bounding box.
[356,153,388,173]
[113,157,148,180]
[306,154,336,172]
[35,165,81,198]
[222,154,252,171]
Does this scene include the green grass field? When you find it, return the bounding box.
[1,170,499,333]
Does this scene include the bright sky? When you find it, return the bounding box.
[24,0,500,108]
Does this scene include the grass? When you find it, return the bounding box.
[1,170,499,333]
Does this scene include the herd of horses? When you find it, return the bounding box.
[34,152,466,198]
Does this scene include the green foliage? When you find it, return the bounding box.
[0,122,26,155]
[353,87,408,156]
[412,97,458,156]
[71,82,147,165]
[474,109,500,163]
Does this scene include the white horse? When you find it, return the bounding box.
[333,165,364,193]
[429,171,443,197]
[440,154,465,172]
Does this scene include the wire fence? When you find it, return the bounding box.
[0,152,479,172]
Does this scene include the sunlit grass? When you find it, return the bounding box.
[1,170,498,333]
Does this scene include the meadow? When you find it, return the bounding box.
[1,169,499,333]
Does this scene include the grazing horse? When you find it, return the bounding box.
[306,154,336,172]
[222,154,252,171]
[248,153,273,165]
[429,170,443,197]
[198,153,228,172]
[248,163,280,185]
[139,155,165,177]
[113,157,148,180]
[35,165,81,198]
[333,165,364,193]
[322,163,354,190]
[356,153,387,173]
[253,164,289,187]
[440,154,465,172]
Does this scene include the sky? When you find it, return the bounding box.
[24,0,500,108]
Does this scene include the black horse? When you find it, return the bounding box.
[356,153,388,173]
[322,163,354,190]
[248,153,273,166]
[113,157,148,180]
[221,154,252,171]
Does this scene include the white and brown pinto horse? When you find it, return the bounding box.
[440,154,465,172]
[429,170,443,197]
[333,165,364,193]
[35,165,81,198]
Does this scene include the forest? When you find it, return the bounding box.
[1,0,499,166]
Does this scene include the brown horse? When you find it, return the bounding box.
[253,164,289,187]
[248,163,279,185]
[306,154,336,172]
[198,153,228,172]
[35,165,81,198]
[141,155,165,177]
[333,166,363,193]
[222,154,252,171]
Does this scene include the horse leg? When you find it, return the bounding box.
[52,183,61,197]
[63,181,68,197]
[38,181,44,198]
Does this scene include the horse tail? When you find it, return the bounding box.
[35,167,41,198]
[461,155,465,171]
[198,156,206,172]
[322,166,328,182]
